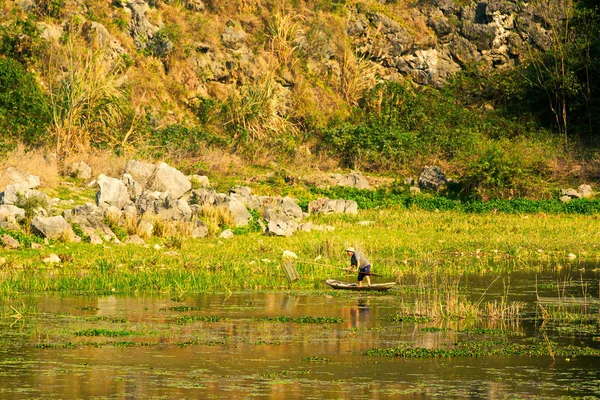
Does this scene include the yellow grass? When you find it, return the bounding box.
[0,146,60,189]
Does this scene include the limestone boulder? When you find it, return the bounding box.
[0,184,51,208]
[229,186,261,210]
[266,219,298,237]
[5,167,40,189]
[330,171,371,190]
[65,161,92,179]
[121,173,143,200]
[2,234,20,249]
[0,205,26,222]
[124,159,156,188]
[418,166,448,191]
[560,188,581,199]
[31,216,75,241]
[137,219,154,239]
[264,197,303,221]
[149,162,191,199]
[125,235,145,245]
[190,188,218,206]
[96,174,129,209]
[578,184,593,198]
[189,175,210,188]
[308,198,358,215]
[191,220,209,238]
[227,198,252,227]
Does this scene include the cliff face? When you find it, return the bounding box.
[3,0,554,123]
[348,0,552,87]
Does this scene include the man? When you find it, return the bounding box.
[344,247,371,287]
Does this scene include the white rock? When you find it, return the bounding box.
[282,250,298,259]
[219,229,234,239]
[42,254,61,263]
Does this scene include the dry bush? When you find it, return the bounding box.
[199,205,234,236]
[0,146,60,189]
[43,27,136,158]
[63,150,127,179]
[152,218,195,239]
[268,11,303,67]
[340,48,377,106]
[222,72,298,141]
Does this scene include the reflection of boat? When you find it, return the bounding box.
[326,279,396,292]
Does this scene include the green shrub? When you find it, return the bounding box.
[145,124,229,158]
[0,58,51,146]
[0,18,44,65]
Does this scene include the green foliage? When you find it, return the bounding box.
[34,0,66,18]
[71,223,91,243]
[0,18,45,65]
[104,218,128,242]
[0,227,45,248]
[258,316,343,324]
[308,185,600,214]
[460,144,528,199]
[145,124,229,158]
[230,209,264,235]
[0,58,51,146]
[174,315,225,324]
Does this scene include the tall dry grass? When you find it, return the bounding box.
[0,146,60,189]
[268,11,303,67]
[222,72,298,141]
[340,48,377,107]
[43,29,137,158]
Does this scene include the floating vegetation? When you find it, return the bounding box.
[380,315,432,323]
[75,306,99,311]
[419,327,450,332]
[364,341,600,359]
[73,329,138,337]
[160,306,203,312]
[83,316,129,323]
[257,316,343,324]
[458,328,525,336]
[253,340,281,345]
[174,315,226,324]
[34,342,77,349]
[301,356,331,363]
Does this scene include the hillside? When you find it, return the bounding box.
[1,0,599,199]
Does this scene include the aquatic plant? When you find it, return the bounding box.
[174,315,226,324]
[257,316,343,324]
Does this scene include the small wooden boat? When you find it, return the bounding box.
[326,279,396,292]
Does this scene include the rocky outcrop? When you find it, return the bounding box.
[308,198,358,215]
[418,166,448,191]
[330,171,371,190]
[347,0,552,87]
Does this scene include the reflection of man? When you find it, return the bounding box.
[344,247,371,287]
[350,299,371,328]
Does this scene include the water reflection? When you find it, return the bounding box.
[1,266,599,399]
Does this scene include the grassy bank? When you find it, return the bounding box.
[1,209,599,296]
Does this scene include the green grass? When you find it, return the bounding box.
[1,208,600,295]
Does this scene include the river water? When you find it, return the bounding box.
[1,267,599,399]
